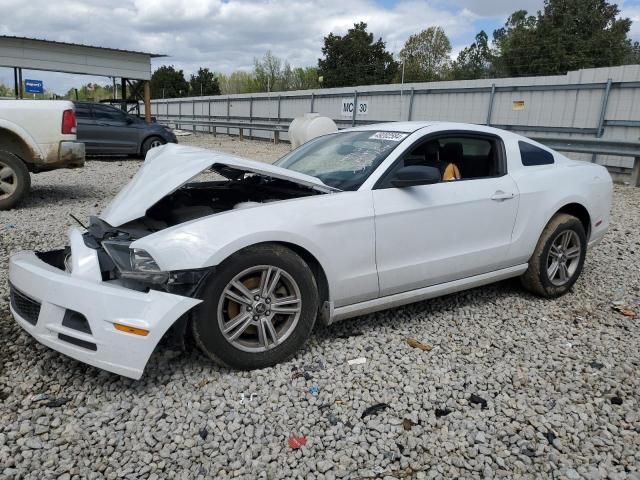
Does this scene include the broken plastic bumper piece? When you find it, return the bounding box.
[8,227,200,379]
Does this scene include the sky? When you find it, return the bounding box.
[0,0,639,94]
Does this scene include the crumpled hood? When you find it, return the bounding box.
[100,143,337,227]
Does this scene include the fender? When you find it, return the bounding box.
[131,190,379,308]
[0,118,43,162]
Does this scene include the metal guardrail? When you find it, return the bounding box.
[162,118,640,186]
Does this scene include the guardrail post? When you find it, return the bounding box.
[277,95,281,122]
[178,101,182,130]
[226,97,231,135]
[208,100,212,134]
[408,88,415,121]
[592,78,613,162]
[486,83,496,125]
[632,157,640,187]
[352,90,358,127]
[240,128,244,141]
[249,97,253,140]
[192,100,196,133]
[597,79,612,138]
[274,130,280,144]
[310,93,315,113]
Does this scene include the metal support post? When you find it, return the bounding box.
[249,97,253,139]
[407,88,415,121]
[143,81,151,123]
[352,91,358,127]
[486,83,496,125]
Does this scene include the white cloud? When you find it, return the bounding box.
[0,0,637,94]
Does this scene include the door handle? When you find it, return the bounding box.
[491,190,515,201]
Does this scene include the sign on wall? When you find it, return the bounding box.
[341,98,368,117]
[24,79,44,94]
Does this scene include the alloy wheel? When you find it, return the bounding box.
[217,265,302,352]
[546,230,581,286]
[0,161,17,201]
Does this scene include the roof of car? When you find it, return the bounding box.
[348,122,436,132]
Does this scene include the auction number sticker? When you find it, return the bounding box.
[369,132,408,141]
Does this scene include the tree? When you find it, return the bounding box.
[318,22,398,87]
[290,67,321,90]
[0,84,14,97]
[150,65,190,98]
[218,71,260,94]
[398,27,452,82]
[254,51,283,92]
[494,0,636,76]
[451,31,494,80]
[189,67,221,96]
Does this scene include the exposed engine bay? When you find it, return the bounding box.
[89,175,322,242]
[79,175,323,292]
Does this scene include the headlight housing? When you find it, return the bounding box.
[102,240,168,284]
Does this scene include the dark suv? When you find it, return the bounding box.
[74,102,177,157]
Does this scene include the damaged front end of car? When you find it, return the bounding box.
[9,144,336,378]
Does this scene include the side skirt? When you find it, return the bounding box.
[329,264,528,323]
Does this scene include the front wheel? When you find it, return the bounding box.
[191,244,318,369]
[141,136,165,158]
[0,151,31,210]
[521,213,587,298]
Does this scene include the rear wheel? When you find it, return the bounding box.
[141,136,165,157]
[0,151,30,210]
[192,244,318,369]
[521,213,587,297]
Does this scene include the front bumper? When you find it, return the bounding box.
[8,228,200,379]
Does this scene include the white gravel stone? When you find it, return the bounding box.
[1,133,639,479]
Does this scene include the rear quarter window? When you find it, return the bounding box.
[519,141,554,166]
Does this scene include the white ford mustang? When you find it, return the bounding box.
[9,122,612,379]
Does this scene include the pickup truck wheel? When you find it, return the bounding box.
[521,213,587,298]
[0,151,30,210]
[141,136,165,157]
[192,244,318,370]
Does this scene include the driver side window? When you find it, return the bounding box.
[376,133,505,189]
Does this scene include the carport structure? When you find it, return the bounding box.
[0,35,165,122]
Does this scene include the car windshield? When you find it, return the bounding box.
[275,130,409,190]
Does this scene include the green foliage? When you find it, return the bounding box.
[493,0,636,76]
[150,65,190,98]
[318,22,398,87]
[189,67,221,96]
[0,83,14,97]
[398,27,452,82]
[62,83,115,101]
[450,31,495,80]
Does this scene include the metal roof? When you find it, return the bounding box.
[0,35,166,58]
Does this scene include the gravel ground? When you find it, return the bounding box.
[1,133,639,480]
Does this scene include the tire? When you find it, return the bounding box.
[520,213,587,298]
[141,136,165,157]
[192,244,319,369]
[0,150,31,210]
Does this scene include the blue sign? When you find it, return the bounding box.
[24,79,44,94]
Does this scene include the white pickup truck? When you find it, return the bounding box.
[0,100,85,209]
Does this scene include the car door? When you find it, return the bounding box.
[91,104,140,154]
[372,132,520,297]
[74,103,102,155]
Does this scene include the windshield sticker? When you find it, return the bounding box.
[369,132,408,142]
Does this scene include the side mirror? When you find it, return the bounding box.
[390,165,441,188]
[125,116,135,124]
